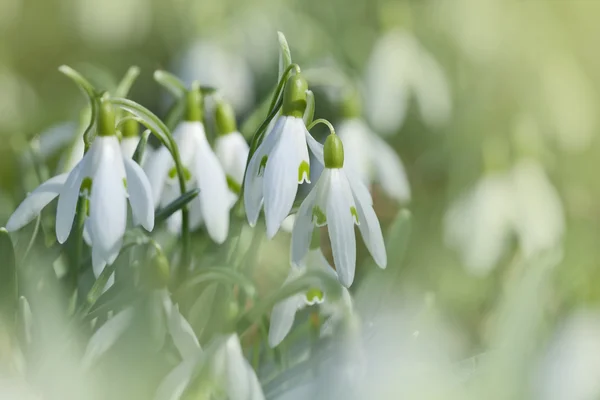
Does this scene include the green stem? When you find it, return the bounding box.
[115,66,140,98]
[307,118,336,135]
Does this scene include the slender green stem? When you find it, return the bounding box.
[71,196,87,303]
[307,118,336,135]
[115,66,140,98]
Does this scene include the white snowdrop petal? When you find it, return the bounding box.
[56,157,88,243]
[143,146,173,209]
[124,157,155,231]
[412,46,451,128]
[215,131,249,186]
[167,303,201,358]
[154,357,200,400]
[82,307,134,370]
[264,121,300,238]
[120,136,140,159]
[6,173,68,232]
[268,293,303,348]
[243,118,283,226]
[326,170,357,287]
[290,189,317,266]
[92,245,114,291]
[304,130,324,165]
[371,135,411,202]
[223,335,265,400]
[89,137,127,265]
[337,119,372,185]
[290,120,311,184]
[194,136,230,244]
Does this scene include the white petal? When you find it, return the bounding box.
[290,120,311,184]
[349,171,387,268]
[412,45,451,128]
[337,119,374,185]
[194,136,230,244]
[124,157,155,231]
[166,302,201,359]
[290,189,317,266]
[243,117,283,226]
[263,118,301,238]
[89,137,127,265]
[82,307,134,370]
[6,173,67,231]
[304,130,324,165]
[154,357,200,400]
[83,219,92,246]
[120,136,140,159]
[371,134,411,202]
[55,158,88,243]
[92,245,114,292]
[143,146,173,209]
[215,132,249,186]
[326,170,357,287]
[223,335,265,400]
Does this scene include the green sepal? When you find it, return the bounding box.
[282,74,308,118]
[215,100,237,136]
[324,134,344,169]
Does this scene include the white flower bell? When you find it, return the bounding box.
[244,73,323,238]
[6,99,155,279]
[119,118,140,159]
[144,88,230,244]
[269,248,351,348]
[213,100,249,200]
[291,133,387,287]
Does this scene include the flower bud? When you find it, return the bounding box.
[97,98,116,137]
[215,100,237,136]
[121,118,139,138]
[184,86,204,122]
[282,73,308,118]
[324,134,344,169]
[143,252,171,290]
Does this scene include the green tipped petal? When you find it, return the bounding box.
[298,160,310,183]
[324,134,344,169]
[305,288,325,305]
[282,73,308,118]
[350,206,359,224]
[312,206,327,226]
[258,155,268,176]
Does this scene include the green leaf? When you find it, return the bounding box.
[17,296,33,346]
[164,96,186,131]
[277,31,292,79]
[154,70,187,99]
[155,189,200,223]
[115,66,141,98]
[189,282,219,340]
[0,228,17,321]
[132,129,150,165]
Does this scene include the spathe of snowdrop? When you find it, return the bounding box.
[213,99,249,201]
[144,88,230,243]
[119,118,140,159]
[6,99,155,280]
[291,133,387,287]
[364,30,451,135]
[269,248,351,347]
[244,73,323,238]
[444,158,564,275]
[337,101,411,202]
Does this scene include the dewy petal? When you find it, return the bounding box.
[89,137,127,266]
[326,169,357,287]
[371,134,411,202]
[264,118,301,238]
[243,117,283,226]
[290,189,317,266]
[56,156,89,243]
[124,158,155,231]
[6,173,68,232]
[215,131,249,186]
[143,146,173,209]
[348,170,387,269]
[193,125,230,244]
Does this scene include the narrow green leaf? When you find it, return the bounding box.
[155,189,200,223]
[164,96,186,131]
[132,129,150,165]
[115,66,141,98]
[0,228,17,321]
[154,70,187,99]
[17,296,33,346]
[277,31,292,79]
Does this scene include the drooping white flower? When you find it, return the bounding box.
[364,30,451,135]
[144,110,230,244]
[120,135,139,159]
[6,100,155,280]
[291,134,387,287]
[244,73,323,238]
[337,118,411,203]
[444,159,564,275]
[269,248,351,347]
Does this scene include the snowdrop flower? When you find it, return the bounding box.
[337,116,410,203]
[291,133,387,287]
[364,30,451,135]
[144,88,230,243]
[244,73,323,238]
[119,118,140,159]
[269,248,351,347]
[6,99,155,280]
[213,100,249,200]
[444,159,564,275]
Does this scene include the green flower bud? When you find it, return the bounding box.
[184,87,204,122]
[143,252,171,290]
[121,118,139,138]
[324,134,344,169]
[97,98,116,137]
[215,100,237,135]
[282,73,308,118]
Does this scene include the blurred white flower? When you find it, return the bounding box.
[364,30,451,135]
[337,118,410,202]
[536,311,600,400]
[291,134,386,287]
[444,159,564,275]
[244,115,322,238]
[7,132,155,281]
[269,249,350,347]
[145,121,230,243]
[176,41,254,113]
